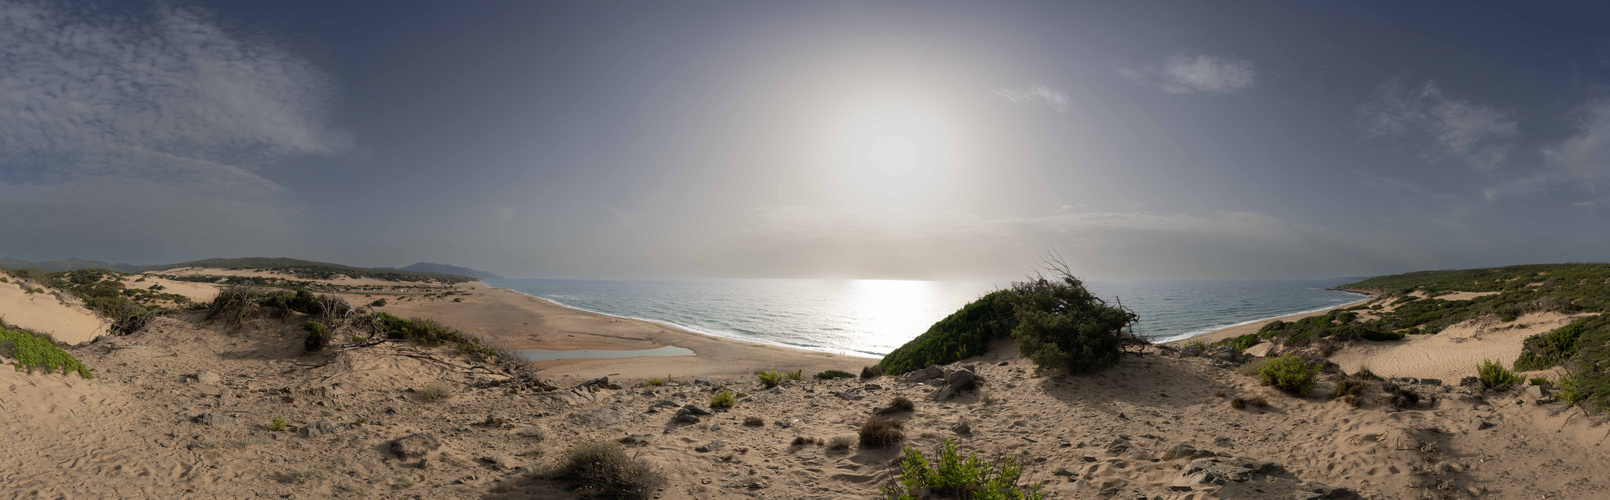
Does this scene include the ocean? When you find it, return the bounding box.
[483,278,1367,357]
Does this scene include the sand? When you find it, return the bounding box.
[0,276,108,344]
[1330,311,1582,382]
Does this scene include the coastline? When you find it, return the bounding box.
[365,282,874,382]
[1164,291,1375,346]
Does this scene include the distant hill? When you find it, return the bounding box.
[387,262,501,280]
[0,257,143,273]
[147,257,478,282]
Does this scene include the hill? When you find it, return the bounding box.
[389,262,501,279]
[0,257,143,273]
[147,257,477,283]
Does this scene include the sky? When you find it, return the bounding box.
[2,0,1608,281]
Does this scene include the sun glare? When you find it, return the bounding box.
[830,102,954,208]
[867,134,919,176]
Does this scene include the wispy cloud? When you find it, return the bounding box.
[1360,79,1517,170]
[994,86,1070,113]
[1119,53,1256,94]
[1546,99,1610,181]
[0,1,346,258]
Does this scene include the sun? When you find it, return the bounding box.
[828,102,953,208]
[866,134,920,177]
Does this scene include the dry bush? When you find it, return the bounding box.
[742,416,764,427]
[858,416,905,449]
[553,441,665,499]
[826,436,855,450]
[416,383,452,403]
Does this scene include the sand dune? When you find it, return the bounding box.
[0,277,108,344]
[1330,311,1581,382]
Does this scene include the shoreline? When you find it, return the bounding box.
[365,282,874,381]
[1164,291,1375,345]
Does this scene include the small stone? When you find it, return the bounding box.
[709,423,721,431]
[1469,418,1494,430]
[391,433,441,459]
[997,361,1009,366]
[514,424,549,441]
[774,418,799,428]
[1081,455,1098,462]
[695,440,725,453]
[674,408,700,424]
[683,404,715,416]
[194,371,221,384]
[193,413,233,426]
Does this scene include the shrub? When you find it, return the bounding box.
[643,376,668,387]
[303,321,331,352]
[1514,318,1595,371]
[1230,397,1247,409]
[826,436,855,450]
[1352,366,1382,380]
[743,416,764,427]
[709,390,735,409]
[1251,397,1269,408]
[270,415,286,432]
[0,326,92,378]
[1559,374,1586,405]
[1008,270,1142,374]
[1530,377,1553,387]
[881,438,1042,500]
[792,436,822,446]
[1257,355,1319,396]
[370,299,387,307]
[416,383,452,403]
[861,365,883,379]
[878,396,916,415]
[814,369,855,380]
[859,416,905,449]
[1477,359,1522,389]
[757,370,783,388]
[370,312,496,359]
[1330,379,1365,399]
[554,440,665,499]
[784,369,803,381]
[877,290,1021,375]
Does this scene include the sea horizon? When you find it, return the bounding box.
[483,277,1368,357]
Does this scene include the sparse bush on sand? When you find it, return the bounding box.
[553,440,665,500]
[1478,359,1522,390]
[415,383,452,403]
[792,436,822,446]
[643,376,668,387]
[757,370,783,388]
[877,396,915,415]
[881,437,1042,500]
[1258,355,1319,396]
[709,390,735,409]
[859,416,905,449]
[861,365,882,379]
[302,321,331,352]
[743,416,764,427]
[270,415,287,432]
[826,436,855,450]
[815,369,855,380]
[784,369,803,381]
[370,298,387,307]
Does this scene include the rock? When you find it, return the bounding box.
[1459,376,1481,387]
[1081,455,1098,462]
[1207,345,1237,362]
[1180,457,1277,485]
[951,420,972,435]
[302,420,338,437]
[930,369,979,401]
[1419,378,1443,386]
[391,433,441,459]
[774,418,799,428]
[695,440,725,452]
[194,370,221,385]
[693,379,712,387]
[1169,484,1193,492]
[652,399,684,408]
[193,413,234,426]
[682,404,714,416]
[1179,343,1205,357]
[674,408,701,424]
[619,435,651,446]
[1212,436,1234,448]
[1294,482,1357,499]
[1469,418,1493,430]
[480,454,517,470]
[1161,443,1215,461]
[1525,385,1552,398]
[997,361,1009,366]
[570,405,634,426]
[901,365,945,384]
[514,424,549,441]
[709,423,721,431]
[1105,438,1133,455]
[575,377,620,392]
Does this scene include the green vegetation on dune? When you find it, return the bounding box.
[148,257,476,283]
[0,325,92,378]
[878,264,1140,376]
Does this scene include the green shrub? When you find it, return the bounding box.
[371,312,495,359]
[1230,397,1247,409]
[303,321,331,352]
[1477,359,1522,389]
[0,326,92,378]
[643,376,668,387]
[1257,355,1319,396]
[370,299,387,307]
[270,415,286,432]
[1007,271,1141,374]
[709,390,735,409]
[858,416,905,448]
[881,438,1043,500]
[1559,374,1586,405]
[553,440,665,499]
[814,369,855,380]
[1530,377,1553,387]
[878,290,1020,375]
[1514,317,1602,371]
[784,369,803,381]
[757,370,783,388]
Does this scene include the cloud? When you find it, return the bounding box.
[717,206,1428,279]
[1545,99,1610,181]
[0,1,345,259]
[994,86,1070,113]
[1119,53,1256,94]
[1481,174,1570,202]
[1360,79,1517,170]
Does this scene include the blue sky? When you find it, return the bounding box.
[2,0,1608,280]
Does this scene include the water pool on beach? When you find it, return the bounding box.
[486,278,1366,357]
[512,346,695,361]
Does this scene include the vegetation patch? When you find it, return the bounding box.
[859,416,905,448]
[878,261,1141,376]
[1477,359,1522,390]
[1514,315,1607,371]
[0,325,93,378]
[709,390,735,409]
[814,369,854,380]
[881,438,1042,500]
[1257,355,1319,396]
[553,440,665,500]
[756,370,783,388]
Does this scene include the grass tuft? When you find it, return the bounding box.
[1477,359,1522,390]
[859,416,905,449]
[553,440,665,499]
[709,390,735,409]
[416,383,452,403]
[1257,355,1319,396]
[880,437,1042,500]
[757,370,783,388]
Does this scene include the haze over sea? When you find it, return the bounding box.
[485,278,1367,357]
